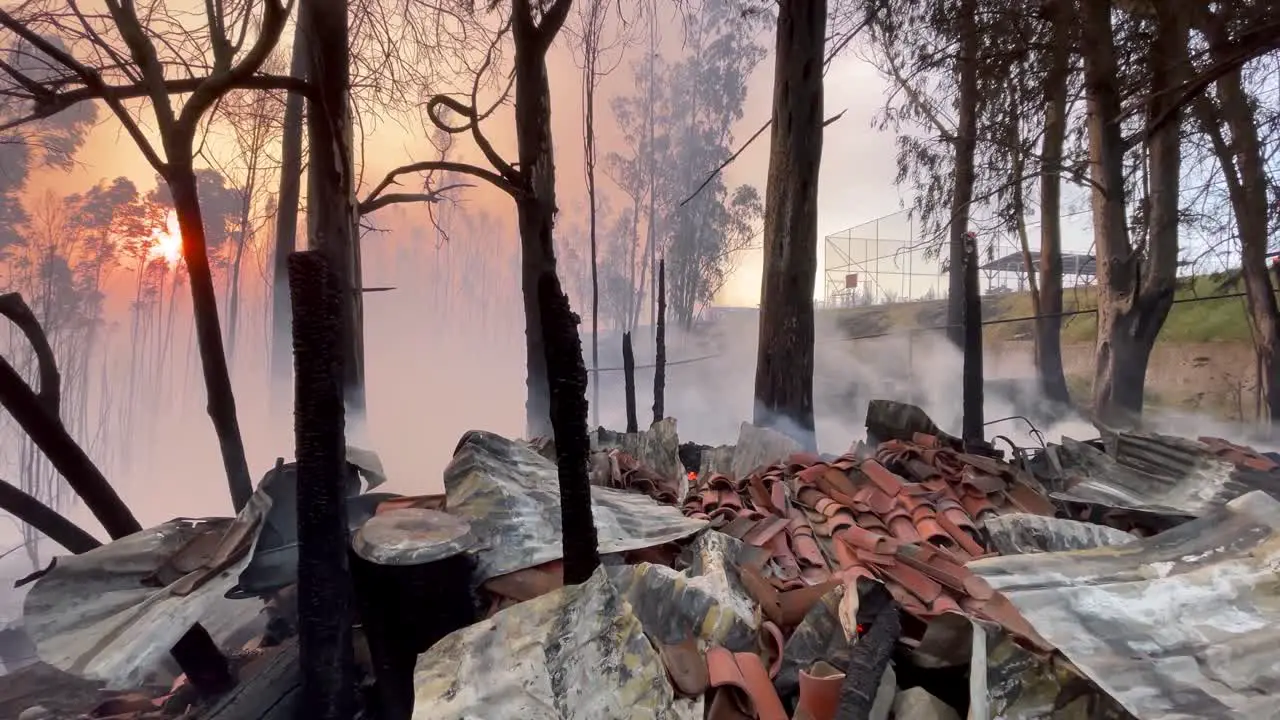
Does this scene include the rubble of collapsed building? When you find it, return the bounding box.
[5,400,1280,720]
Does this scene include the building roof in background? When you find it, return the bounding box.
[979,252,1097,275]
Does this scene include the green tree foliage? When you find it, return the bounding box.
[604,0,767,329]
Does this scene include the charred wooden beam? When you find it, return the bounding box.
[170,622,234,696]
[290,249,356,720]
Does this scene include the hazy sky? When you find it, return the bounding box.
[26,14,1104,308]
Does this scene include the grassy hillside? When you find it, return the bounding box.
[819,274,1256,346]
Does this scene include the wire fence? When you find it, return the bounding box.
[586,288,1257,374]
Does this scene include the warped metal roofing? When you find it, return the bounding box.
[971,490,1280,720]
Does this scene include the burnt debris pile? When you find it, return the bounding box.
[6,400,1280,719]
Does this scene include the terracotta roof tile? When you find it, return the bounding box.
[676,435,1065,648]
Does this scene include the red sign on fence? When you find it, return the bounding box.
[845,273,858,289]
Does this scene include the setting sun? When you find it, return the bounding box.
[150,210,183,265]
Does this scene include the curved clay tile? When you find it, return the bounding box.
[912,432,941,448]
[959,492,998,519]
[883,505,922,544]
[758,620,786,678]
[837,525,898,555]
[797,661,845,720]
[861,460,905,496]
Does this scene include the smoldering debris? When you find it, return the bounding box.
[6,401,1280,719]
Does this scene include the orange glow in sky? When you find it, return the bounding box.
[150,210,182,265]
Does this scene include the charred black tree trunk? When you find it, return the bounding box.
[653,258,666,425]
[169,163,254,512]
[753,0,826,451]
[1035,0,1071,405]
[304,0,364,419]
[512,0,573,438]
[962,235,984,441]
[270,22,307,415]
[538,272,599,584]
[623,332,638,433]
[289,250,355,720]
[946,0,980,348]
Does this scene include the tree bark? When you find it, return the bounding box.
[270,23,307,415]
[962,235,984,441]
[622,331,637,433]
[653,257,665,424]
[946,0,980,347]
[289,250,355,720]
[1036,0,1071,406]
[753,0,826,451]
[303,0,364,420]
[584,18,601,431]
[1187,6,1280,424]
[168,163,254,511]
[1082,0,1184,423]
[0,476,100,554]
[538,271,599,584]
[1196,66,1279,422]
[512,1,570,438]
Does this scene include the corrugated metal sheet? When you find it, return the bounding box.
[21,488,272,689]
[970,490,1280,720]
[412,566,702,720]
[445,431,707,584]
[1048,434,1280,518]
[982,513,1137,556]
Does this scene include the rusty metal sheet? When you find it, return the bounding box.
[970,490,1280,720]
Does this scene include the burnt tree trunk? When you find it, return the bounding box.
[289,250,355,720]
[270,22,307,415]
[622,332,637,433]
[653,258,666,424]
[753,0,826,452]
[1036,0,1071,406]
[946,0,980,348]
[1082,0,1184,423]
[304,0,364,419]
[512,0,573,439]
[538,272,600,584]
[1195,12,1280,423]
[962,235,984,441]
[167,162,254,511]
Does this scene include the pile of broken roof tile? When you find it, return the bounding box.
[681,432,1055,644]
[592,448,683,505]
[1199,436,1279,472]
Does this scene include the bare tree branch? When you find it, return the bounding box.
[361,161,519,207]
[677,110,846,207]
[357,182,473,214]
[0,73,315,134]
